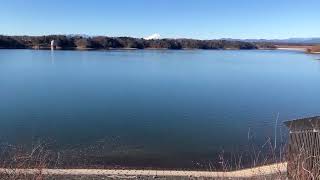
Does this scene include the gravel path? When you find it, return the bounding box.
[0,162,287,179]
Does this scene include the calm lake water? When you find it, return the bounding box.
[0,49,320,169]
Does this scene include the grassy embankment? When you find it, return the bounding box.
[0,137,289,179]
[276,44,320,54]
[307,45,320,54]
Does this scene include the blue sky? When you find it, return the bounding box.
[0,0,319,39]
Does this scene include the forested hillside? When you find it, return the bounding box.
[0,35,259,50]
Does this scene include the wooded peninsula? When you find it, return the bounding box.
[0,35,275,50]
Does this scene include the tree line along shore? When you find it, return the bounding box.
[0,35,277,50]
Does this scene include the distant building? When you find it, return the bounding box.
[51,40,56,50]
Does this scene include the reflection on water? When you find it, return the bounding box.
[51,49,55,65]
[0,49,319,169]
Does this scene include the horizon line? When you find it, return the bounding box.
[1,34,320,41]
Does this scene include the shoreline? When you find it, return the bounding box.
[275,45,310,52]
[276,47,307,51]
[0,47,257,51]
[275,47,320,54]
[275,45,320,54]
[0,162,287,178]
[2,46,319,55]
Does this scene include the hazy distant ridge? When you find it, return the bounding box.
[225,38,320,44]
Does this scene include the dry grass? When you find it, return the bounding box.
[0,139,289,179]
[0,141,59,179]
[1,131,320,179]
[286,144,320,179]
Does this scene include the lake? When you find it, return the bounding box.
[0,49,319,169]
